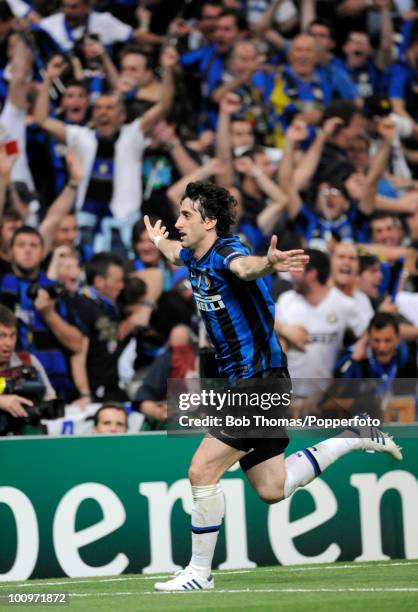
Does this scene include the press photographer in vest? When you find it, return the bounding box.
[0,227,83,402]
[0,305,56,424]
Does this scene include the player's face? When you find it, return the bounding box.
[61,86,89,123]
[120,53,149,88]
[254,152,275,179]
[317,183,349,220]
[93,96,124,136]
[175,198,213,250]
[290,35,318,76]
[214,16,239,54]
[371,218,400,247]
[98,264,125,301]
[135,230,161,265]
[199,4,222,38]
[358,263,382,299]
[231,42,258,77]
[57,256,81,293]
[344,32,371,67]
[346,137,369,171]
[54,214,78,248]
[95,408,127,433]
[62,0,90,27]
[331,243,359,288]
[230,120,255,149]
[369,325,399,365]
[309,24,334,52]
[11,233,43,274]
[0,324,17,367]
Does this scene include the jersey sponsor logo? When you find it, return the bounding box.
[327,312,338,324]
[309,331,339,344]
[194,292,226,312]
[196,271,211,290]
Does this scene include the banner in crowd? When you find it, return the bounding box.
[0,427,417,581]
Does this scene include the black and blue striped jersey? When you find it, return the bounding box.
[180,235,286,381]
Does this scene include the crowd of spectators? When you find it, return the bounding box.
[0,0,418,434]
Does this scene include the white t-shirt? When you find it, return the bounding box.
[246,0,297,26]
[39,11,132,52]
[396,291,418,326]
[276,287,367,392]
[65,118,146,219]
[352,290,375,330]
[0,101,35,190]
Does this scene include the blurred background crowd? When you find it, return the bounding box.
[0,0,417,435]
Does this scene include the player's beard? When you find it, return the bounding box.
[294,277,309,296]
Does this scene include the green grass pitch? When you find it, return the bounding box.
[0,560,417,612]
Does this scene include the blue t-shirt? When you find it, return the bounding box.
[387,58,418,119]
[334,58,381,100]
[318,61,359,101]
[180,236,285,380]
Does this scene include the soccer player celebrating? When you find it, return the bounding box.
[144,182,402,592]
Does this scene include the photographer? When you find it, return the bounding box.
[0,304,56,435]
[0,226,83,402]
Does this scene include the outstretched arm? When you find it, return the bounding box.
[143,215,183,265]
[39,150,82,255]
[140,47,176,135]
[230,235,309,281]
[34,56,67,142]
[215,93,239,189]
[9,37,33,110]
[357,117,395,215]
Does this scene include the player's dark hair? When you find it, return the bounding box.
[308,18,335,40]
[368,312,399,334]
[359,254,380,274]
[119,44,158,73]
[344,29,370,43]
[219,7,247,31]
[10,226,44,247]
[181,182,237,237]
[370,211,398,226]
[132,215,159,244]
[322,100,363,127]
[94,402,128,428]
[85,252,125,285]
[305,249,330,285]
[64,79,89,96]
[0,305,17,328]
[118,277,147,308]
[0,210,23,226]
[198,0,223,17]
[94,92,126,115]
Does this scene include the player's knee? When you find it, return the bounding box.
[256,483,285,505]
[188,460,219,486]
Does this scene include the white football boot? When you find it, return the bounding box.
[154,567,214,591]
[355,424,403,460]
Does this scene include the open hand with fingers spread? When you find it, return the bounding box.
[143,215,169,246]
[267,235,309,273]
